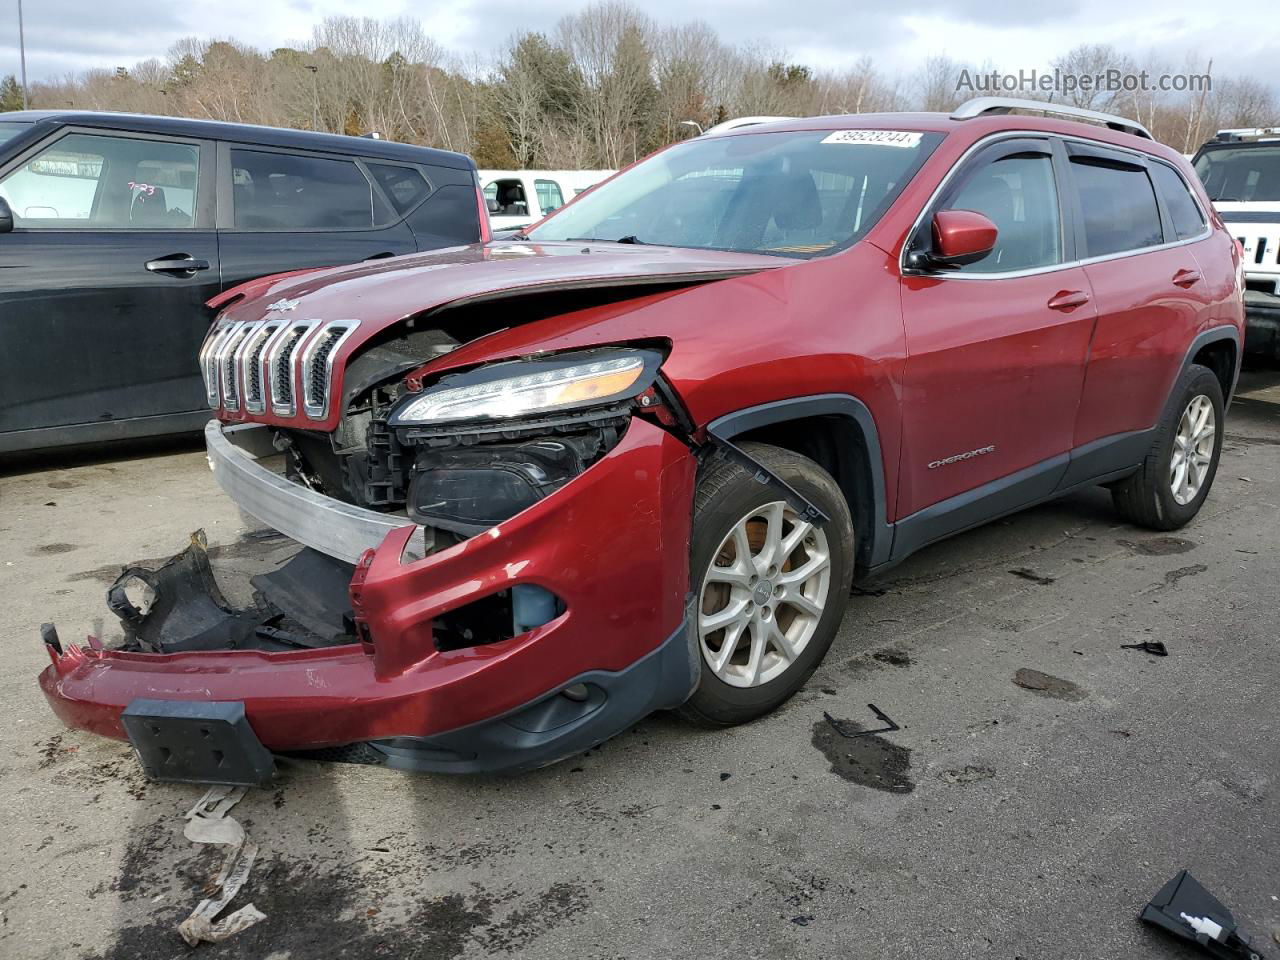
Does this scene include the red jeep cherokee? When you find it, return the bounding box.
[40,98,1245,781]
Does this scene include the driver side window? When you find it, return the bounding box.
[944,152,1061,274]
[0,133,199,229]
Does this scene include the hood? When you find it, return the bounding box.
[207,240,796,431]
[1213,201,1280,222]
[212,240,792,324]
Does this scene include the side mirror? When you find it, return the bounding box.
[0,197,12,234]
[486,198,500,214]
[919,209,997,269]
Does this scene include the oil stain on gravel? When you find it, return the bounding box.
[1013,668,1086,701]
[87,823,588,960]
[871,649,912,667]
[811,718,914,793]
[1118,536,1197,556]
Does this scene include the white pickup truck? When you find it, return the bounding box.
[1193,129,1280,358]
[479,169,615,233]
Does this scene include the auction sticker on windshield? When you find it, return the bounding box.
[821,130,923,148]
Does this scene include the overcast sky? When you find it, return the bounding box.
[2,0,1278,90]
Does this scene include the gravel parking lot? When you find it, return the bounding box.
[2,372,1277,960]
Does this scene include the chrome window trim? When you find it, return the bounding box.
[899,130,1213,282]
[266,319,322,418]
[299,320,361,421]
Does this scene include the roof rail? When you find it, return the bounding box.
[951,96,1152,140]
[1213,127,1280,142]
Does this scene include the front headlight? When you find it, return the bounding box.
[389,348,663,427]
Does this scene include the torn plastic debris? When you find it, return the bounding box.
[1141,870,1268,959]
[107,530,265,653]
[184,784,248,847]
[1121,641,1169,657]
[103,529,354,654]
[823,704,901,738]
[178,784,266,946]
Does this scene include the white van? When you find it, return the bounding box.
[479,169,615,233]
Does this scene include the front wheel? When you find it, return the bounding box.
[1111,363,1225,530]
[678,443,855,727]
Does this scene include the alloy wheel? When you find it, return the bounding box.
[1170,394,1216,506]
[697,500,832,688]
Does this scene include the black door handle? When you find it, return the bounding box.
[145,255,211,275]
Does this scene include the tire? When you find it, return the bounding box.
[677,442,855,727]
[1111,363,1225,531]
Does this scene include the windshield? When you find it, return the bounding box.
[1193,145,1280,202]
[0,122,32,148]
[528,128,942,257]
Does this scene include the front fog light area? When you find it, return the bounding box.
[433,585,564,651]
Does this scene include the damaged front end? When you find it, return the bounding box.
[39,344,702,780]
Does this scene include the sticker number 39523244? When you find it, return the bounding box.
[821,130,923,148]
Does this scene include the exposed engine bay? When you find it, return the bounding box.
[269,286,691,538]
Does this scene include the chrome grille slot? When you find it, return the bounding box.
[237,321,283,414]
[266,320,320,417]
[300,320,359,420]
[213,323,252,411]
[199,324,236,408]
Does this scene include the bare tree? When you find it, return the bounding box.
[20,7,1280,158]
[913,56,965,112]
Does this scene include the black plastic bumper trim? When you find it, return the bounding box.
[348,596,699,775]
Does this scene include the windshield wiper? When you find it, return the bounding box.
[1211,196,1240,202]
[565,235,646,245]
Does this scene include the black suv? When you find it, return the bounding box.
[0,112,482,453]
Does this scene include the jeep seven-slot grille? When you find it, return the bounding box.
[1237,234,1280,267]
[218,325,252,411]
[300,321,359,420]
[240,321,282,413]
[206,318,357,419]
[268,323,315,415]
[200,324,237,408]
[305,330,345,411]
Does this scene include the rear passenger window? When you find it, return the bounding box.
[1070,159,1164,257]
[230,149,377,230]
[944,153,1062,273]
[365,162,431,217]
[1149,162,1206,241]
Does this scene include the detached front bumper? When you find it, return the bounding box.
[39,417,700,774]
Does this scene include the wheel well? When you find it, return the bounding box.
[732,414,877,569]
[1191,338,1236,400]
